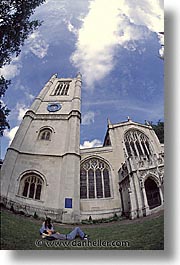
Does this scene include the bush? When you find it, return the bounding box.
[33,212,38,219]
[81,213,121,225]
[10,205,15,212]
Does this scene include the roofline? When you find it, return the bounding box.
[103,119,153,145]
[80,145,112,153]
[108,120,152,130]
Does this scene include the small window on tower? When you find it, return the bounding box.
[39,128,52,141]
[53,81,71,96]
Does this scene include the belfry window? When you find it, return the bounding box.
[80,158,111,199]
[20,174,43,200]
[39,128,52,141]
[53,81,71,96]
[124,130,152,158]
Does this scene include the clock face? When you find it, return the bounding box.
[47,103,61,112]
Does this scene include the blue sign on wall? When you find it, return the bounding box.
[65,198,72,208]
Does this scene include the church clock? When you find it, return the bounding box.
[47,103,61,112]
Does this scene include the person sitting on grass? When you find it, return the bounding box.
[39,217,55,236]
[39,217,89,240]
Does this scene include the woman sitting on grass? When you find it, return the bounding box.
[39,217,89,240]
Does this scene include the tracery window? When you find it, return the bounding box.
[39,128,52,141]
[53,81,71,96]
[80,158,111,199]
[124,129,152,158]
[20,174,43,200]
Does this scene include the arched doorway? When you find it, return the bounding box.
[145,178,161,209]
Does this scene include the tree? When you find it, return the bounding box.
[0,76,11,135]
[0,0,45,135]
[0,102,10,136]
[0,75,11,97]
[148,120,164,144]
[0,0,45,67]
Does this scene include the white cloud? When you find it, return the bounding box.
[66,20,78,35]
[71,0,164,88]
[0,56,22,79]
[25,31,49,59]
[0,24,49,80]
[124,0,163,33]
[0,99,5,107]
[16,104,29,121]
[80,139,102,149]
[157,32,164,59]
[24,91,35,101]
[12,80,35,103]
[3,104,28,146]
[4,126,19,145]
[82,111,95,125]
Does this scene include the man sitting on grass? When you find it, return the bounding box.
[39,217,89,240]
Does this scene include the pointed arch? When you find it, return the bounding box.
[17,170,47,201]
[144,172,161,187]
[144,177,161,209]
[80,156,112,199]
[124,129,153,158]
[17,170,48,186]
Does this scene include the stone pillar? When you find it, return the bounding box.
[140,179,150,216]
[158,186,164,205]
[128,176,138,219]
[133,172,144,217]
[119,186,125,215]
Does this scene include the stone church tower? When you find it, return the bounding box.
[1,73,164,223]
[1,73,82,223]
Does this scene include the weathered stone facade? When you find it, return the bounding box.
[0,75,164,223]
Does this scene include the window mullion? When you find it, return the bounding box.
[133,138,139,156]
[94,169,97,198]
[101,169,105,198]
[144,140,150,155]
[129,141,135,156]
[34,181,37,199]
[87,170,89,198]
[27,178,31,198]
[137,135,145,156]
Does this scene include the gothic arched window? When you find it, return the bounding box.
[80,158,111,199]
[124,129,152,158]
[20,174,43,200]
[39,128,52,141]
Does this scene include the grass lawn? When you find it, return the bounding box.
[0,209,164,250]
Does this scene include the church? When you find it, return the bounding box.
[0,74,164,223]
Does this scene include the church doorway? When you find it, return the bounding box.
[145,178,161,209]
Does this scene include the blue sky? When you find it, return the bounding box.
[0,0,164,158]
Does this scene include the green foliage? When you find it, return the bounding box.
[0,0,45,136]
[0,101,10,136]
[0,0,45,67]
[81,213,124,224]
[33,212,38,219]
[0,76,11,136]
[0,75,11,97]
[149,120,164,144]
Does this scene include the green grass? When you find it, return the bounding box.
[0,210,164,250]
